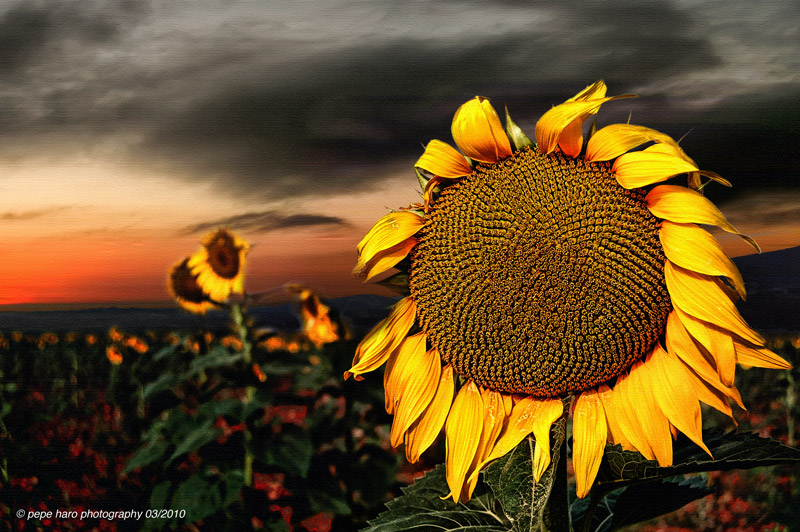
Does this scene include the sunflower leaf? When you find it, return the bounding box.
[484,416,570,532]
[571,477,712,532]
[363,464,508,532]
[598,429,800,488]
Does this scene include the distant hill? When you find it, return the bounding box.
[1,247,797,334]
[0,294,400,335]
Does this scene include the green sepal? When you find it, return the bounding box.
[415,167,432,191]
[375,272,411,296]
[505,106,534,151]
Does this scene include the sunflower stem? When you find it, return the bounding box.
[231,303,255,487]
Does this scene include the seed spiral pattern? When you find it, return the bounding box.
[409,148,672,397]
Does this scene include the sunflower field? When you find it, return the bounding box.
[1,312,799,531]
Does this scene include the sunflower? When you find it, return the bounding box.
[347,81,791,503]
[167,257,219,314]
[187,228,249,303]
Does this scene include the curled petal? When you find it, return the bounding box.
[586,123,679,162]
[451,96,512,163]
[354,211,424,278]
[573,389,607,498]
[646,185,760,251]
[659,221,746,299]
[346,297,416,379]
[613,151,698,189]
[358,238,417,282]
[536,91,635,155]
[416,139,472,178]
[531,398,563,482]
[558,80,608,157]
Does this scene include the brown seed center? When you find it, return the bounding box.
[409,148,671,397]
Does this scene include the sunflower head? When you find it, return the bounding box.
[167,257,219,314]
[188,228,250,303]
[347,81,791,503]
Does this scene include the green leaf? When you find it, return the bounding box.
[264,424,313,478]
[484,416,569,532]
[505,106,534,151]
[571,476,712,532]
[608,476,712,530]
[150,481,172,509]
[364,465,508,532]
[167,419,220,464]
[123,439,169,474]
[142,373,178,399]
[186,347,242,377]
[171,475,222,522]
[598,430,800,488]
[152,343,179,361]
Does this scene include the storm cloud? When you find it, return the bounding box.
[1,0,798,203]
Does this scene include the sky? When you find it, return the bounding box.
[1,0,799,308]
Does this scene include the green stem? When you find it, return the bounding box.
[231,303,255,487]
[543,429,573,532]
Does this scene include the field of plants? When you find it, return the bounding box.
[1,303,799,532]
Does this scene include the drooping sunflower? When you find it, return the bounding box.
[347,81,791,503]
[167,257,220,314]
[187,228,249,303]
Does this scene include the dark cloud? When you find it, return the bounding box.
[0,0,143,76]
[0,0,797,202]
[184,211,349,235]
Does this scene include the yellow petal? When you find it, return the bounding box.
[416,139,473,178]
[531,398,563,482]
[405,364,455,463]
[358,237,417,282]
[463,387,506,500]
[649,344,711,457]
[664,261,764,346]
[626,356,673,467]
[597,384,635,451]
[573,389,608,498]
[451,97,512,164]
[585,123,678,162]
[354,211,424,278]
[536,92,634,155]
[707,324,737,388]
[646,185,760,251]
[558,81,608,157]
[613,151,698,189]
[734,341,792,370]
[667,309,745,409]
[444,380,484,503]
[388,338,440,448]
[659,221,746,299]
[482,395,540,464]
[346,297,416,379]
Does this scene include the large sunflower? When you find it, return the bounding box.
[347,81,791,503]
